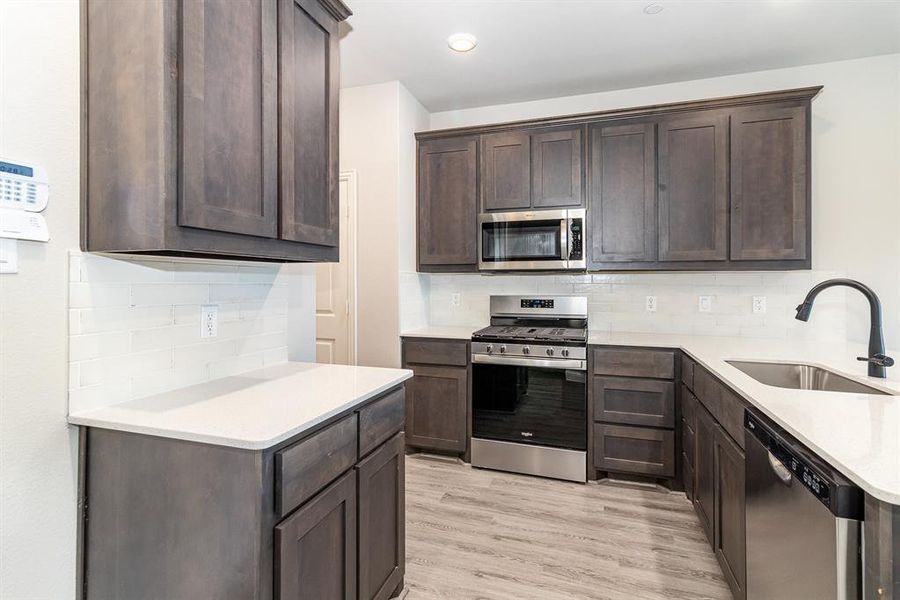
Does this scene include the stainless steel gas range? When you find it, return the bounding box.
[470,295,588,483]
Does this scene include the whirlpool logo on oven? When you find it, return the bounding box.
[520,432,534,438]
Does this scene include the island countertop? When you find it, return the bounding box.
[68,362,413,450]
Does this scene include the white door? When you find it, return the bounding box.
[315,172,357,364]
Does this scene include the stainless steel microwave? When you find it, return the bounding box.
[478,208,586,271]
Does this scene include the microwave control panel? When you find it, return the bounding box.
[569,220,583,260]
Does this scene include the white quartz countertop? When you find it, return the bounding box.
[68,362,413,450]
[589,331,900,504]
[401,326,479,340]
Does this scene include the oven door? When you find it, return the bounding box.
[472,357,587,451]
[479,209,573,271]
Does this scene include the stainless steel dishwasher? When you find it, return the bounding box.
[745,411,864,599]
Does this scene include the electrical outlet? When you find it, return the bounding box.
[698,295,713,313]
[200,304,218,338]
[752,296,767,314]
[450,293,461,307]
[645,296,657,312]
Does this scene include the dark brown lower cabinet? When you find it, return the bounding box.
[276,471,358,600]
[714,426,747,600]
[593,423,675,478]
[357,433,405,600]
[693,402,717,545]
[401,338,470,456]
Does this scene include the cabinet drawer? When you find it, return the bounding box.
[681,355,695,391]
[694,368,746,450]
[592,347,675,379]
[276,413,358,517]
[402,338,468,367]
[358,387,406,457]
[593,376,675,428]
[593,423,675,477]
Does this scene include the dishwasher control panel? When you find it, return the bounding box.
[745,411,862,519]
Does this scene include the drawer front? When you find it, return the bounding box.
[683,453,695,501]
[681,355,695,391]
[592,347,675,379]
[593,376,675,428]
[358,386,406,457]
[402,338,468,367]
[694,368,745,450]
[276,413,358,517]
[593,423,675,477]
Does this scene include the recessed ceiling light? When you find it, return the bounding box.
[644,3,664,14]
[447,33,477,53]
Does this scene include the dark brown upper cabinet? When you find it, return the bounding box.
[179,1,279,239]
[279,0,341,248]
[415,87,820,273]
[482,132,531,211]
[730,104,809,261]
[81,0,350,262]
[588,121,657,265]
[531,127,584,208]
[658,112,729,262]
[481,126,584,211]
[417,137,479,272]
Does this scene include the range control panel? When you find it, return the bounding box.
[520,298,554,309]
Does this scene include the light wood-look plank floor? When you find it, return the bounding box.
[404,455,731,600]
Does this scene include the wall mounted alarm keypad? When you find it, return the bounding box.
[0,158,49,212]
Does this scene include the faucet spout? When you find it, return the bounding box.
[795,278,892,378]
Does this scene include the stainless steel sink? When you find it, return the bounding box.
[726,360,893,395]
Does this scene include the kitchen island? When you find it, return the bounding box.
[69,362,412,600]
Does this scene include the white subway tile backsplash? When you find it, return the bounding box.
[68,252,289,413]
[422,270,847,342]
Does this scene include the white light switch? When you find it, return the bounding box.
[698,295,713,313]
[200,304,218,338]
[0,238,17,273]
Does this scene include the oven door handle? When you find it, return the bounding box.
[471,354,586,371]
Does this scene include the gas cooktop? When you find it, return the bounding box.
[471,325,587,343]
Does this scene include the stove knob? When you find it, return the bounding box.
[522,346,530,355]
[546,348,554,356]
[499,345,507,354]
[485,344,493,354]
[561,348,570,357]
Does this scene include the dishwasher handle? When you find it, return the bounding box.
[768,451,792,485]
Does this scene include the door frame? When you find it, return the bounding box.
[341,170,359,365]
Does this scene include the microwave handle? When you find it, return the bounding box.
[560,219,569,261]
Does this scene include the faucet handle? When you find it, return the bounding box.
[857,354,895,367]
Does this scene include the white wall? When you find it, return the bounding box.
[340,81,430,366]
[0,2,80,597]
[430,54,900,346]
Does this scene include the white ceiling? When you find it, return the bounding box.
[339,0,900,112]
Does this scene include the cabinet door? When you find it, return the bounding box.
[482,132,531,211]
[405,365,467,452]
[588,122,657,263]
[532,127,583,208]
[658,113,728,262]
[180,0,278,238]
[279,0,340,247]
[693,403,716,546]
[275,471,357,600]
[357,433,405,600]
[592,376,674,428]
[418,137,478,269]
[731,105,808,261]
[715,426,747,600]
